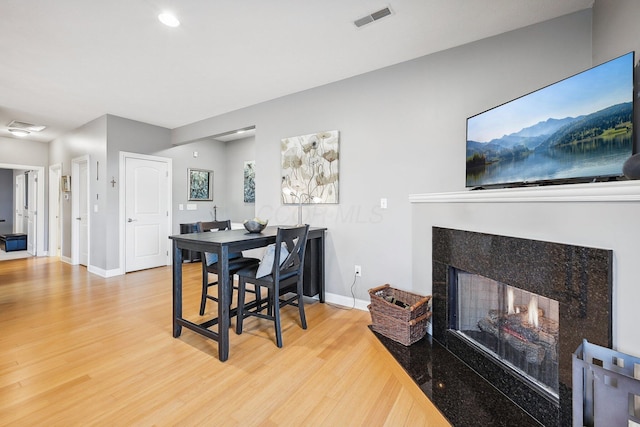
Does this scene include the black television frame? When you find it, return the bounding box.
[465,52,635,190]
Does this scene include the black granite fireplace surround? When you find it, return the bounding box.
[432,227,612,426]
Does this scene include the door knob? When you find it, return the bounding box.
[76,217,81,220]
[127,218,137,222]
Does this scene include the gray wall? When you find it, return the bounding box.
[105,115,172,270]
[226,136,256,222]
[156,137,227,231]
[49,116,107,265]
[592,0,640,154]
[172,11,594,306]
[0,169,13,234]
[155,135,257,231]
[48,114,172,271]
[0,136,49,167]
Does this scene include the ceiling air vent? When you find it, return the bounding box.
[7,120,46,132]
[354,7,393,28]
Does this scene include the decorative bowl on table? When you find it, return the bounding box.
[243,218,268,233]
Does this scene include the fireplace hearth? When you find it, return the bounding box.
[432,227,612,426]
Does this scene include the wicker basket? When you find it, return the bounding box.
[369,304,431,346]
[369,284,431,322]
[368,284,432,346]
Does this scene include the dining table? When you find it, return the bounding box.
[169,225,326,361]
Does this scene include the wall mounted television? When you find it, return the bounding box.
[466,52,634,189]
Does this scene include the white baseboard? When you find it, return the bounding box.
[87,265,124,278]
[323,292,369,311]
[61,256,73,264]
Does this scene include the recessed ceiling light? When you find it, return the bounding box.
[8,128,30,137]
[158,12,180,27]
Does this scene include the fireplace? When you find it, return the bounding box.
[432,227,612,426]
[454,270,560,397]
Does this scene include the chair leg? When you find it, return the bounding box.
[267,289,274,316]
[297,280,307,329]
[228,276,235,309]
[236,278,246,334]
[199,272,209,316]
[274,291,283,348]
[254,285,262,312]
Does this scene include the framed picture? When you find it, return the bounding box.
[281,130,339,204]
[188,168,213,201]
[61,175,71,192]
[244,160,255,203]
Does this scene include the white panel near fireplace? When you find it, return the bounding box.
[410,180,640,204]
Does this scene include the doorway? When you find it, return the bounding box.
[49,164,62,257]
[0,163,45,257]
[14,173,24,233]
[26,170,38,255]
[71,156,90,266]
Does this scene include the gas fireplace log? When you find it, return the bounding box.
[488,307,544,323]
[503,331,546,364]
[478,317,499,336]
[477,318,548,365]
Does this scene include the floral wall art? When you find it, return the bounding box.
[244,160,255,203]
[281,130,339,204]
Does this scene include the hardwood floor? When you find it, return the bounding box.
[0,257,450,426]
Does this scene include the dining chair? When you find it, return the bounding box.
[235,224,310,347]
[196,220,260,315]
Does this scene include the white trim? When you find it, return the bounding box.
[48,163,62,258]
[409,180,640,204]
[323,292,369,311]
[119,151,173,274]
[71,155,90,266]
[87,265,124,278]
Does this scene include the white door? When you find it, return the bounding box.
[125,157,170,272]
[48,165,62,257]
[71,156,90,266]
[78,162,89,265]
[14,174,24,233]
[26,171,37,255]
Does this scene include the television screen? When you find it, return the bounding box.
[466,52,634,189]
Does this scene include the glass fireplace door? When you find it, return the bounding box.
[455,270,560,396]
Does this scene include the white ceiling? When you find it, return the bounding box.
[0,0,594,143]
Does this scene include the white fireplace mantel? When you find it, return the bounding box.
[409,180,640,204]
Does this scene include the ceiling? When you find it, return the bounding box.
[0,0,594,143]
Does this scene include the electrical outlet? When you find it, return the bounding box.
[355,265,362,277]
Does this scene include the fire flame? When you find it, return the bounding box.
[528,295,539,328]
[507,287,515,314]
